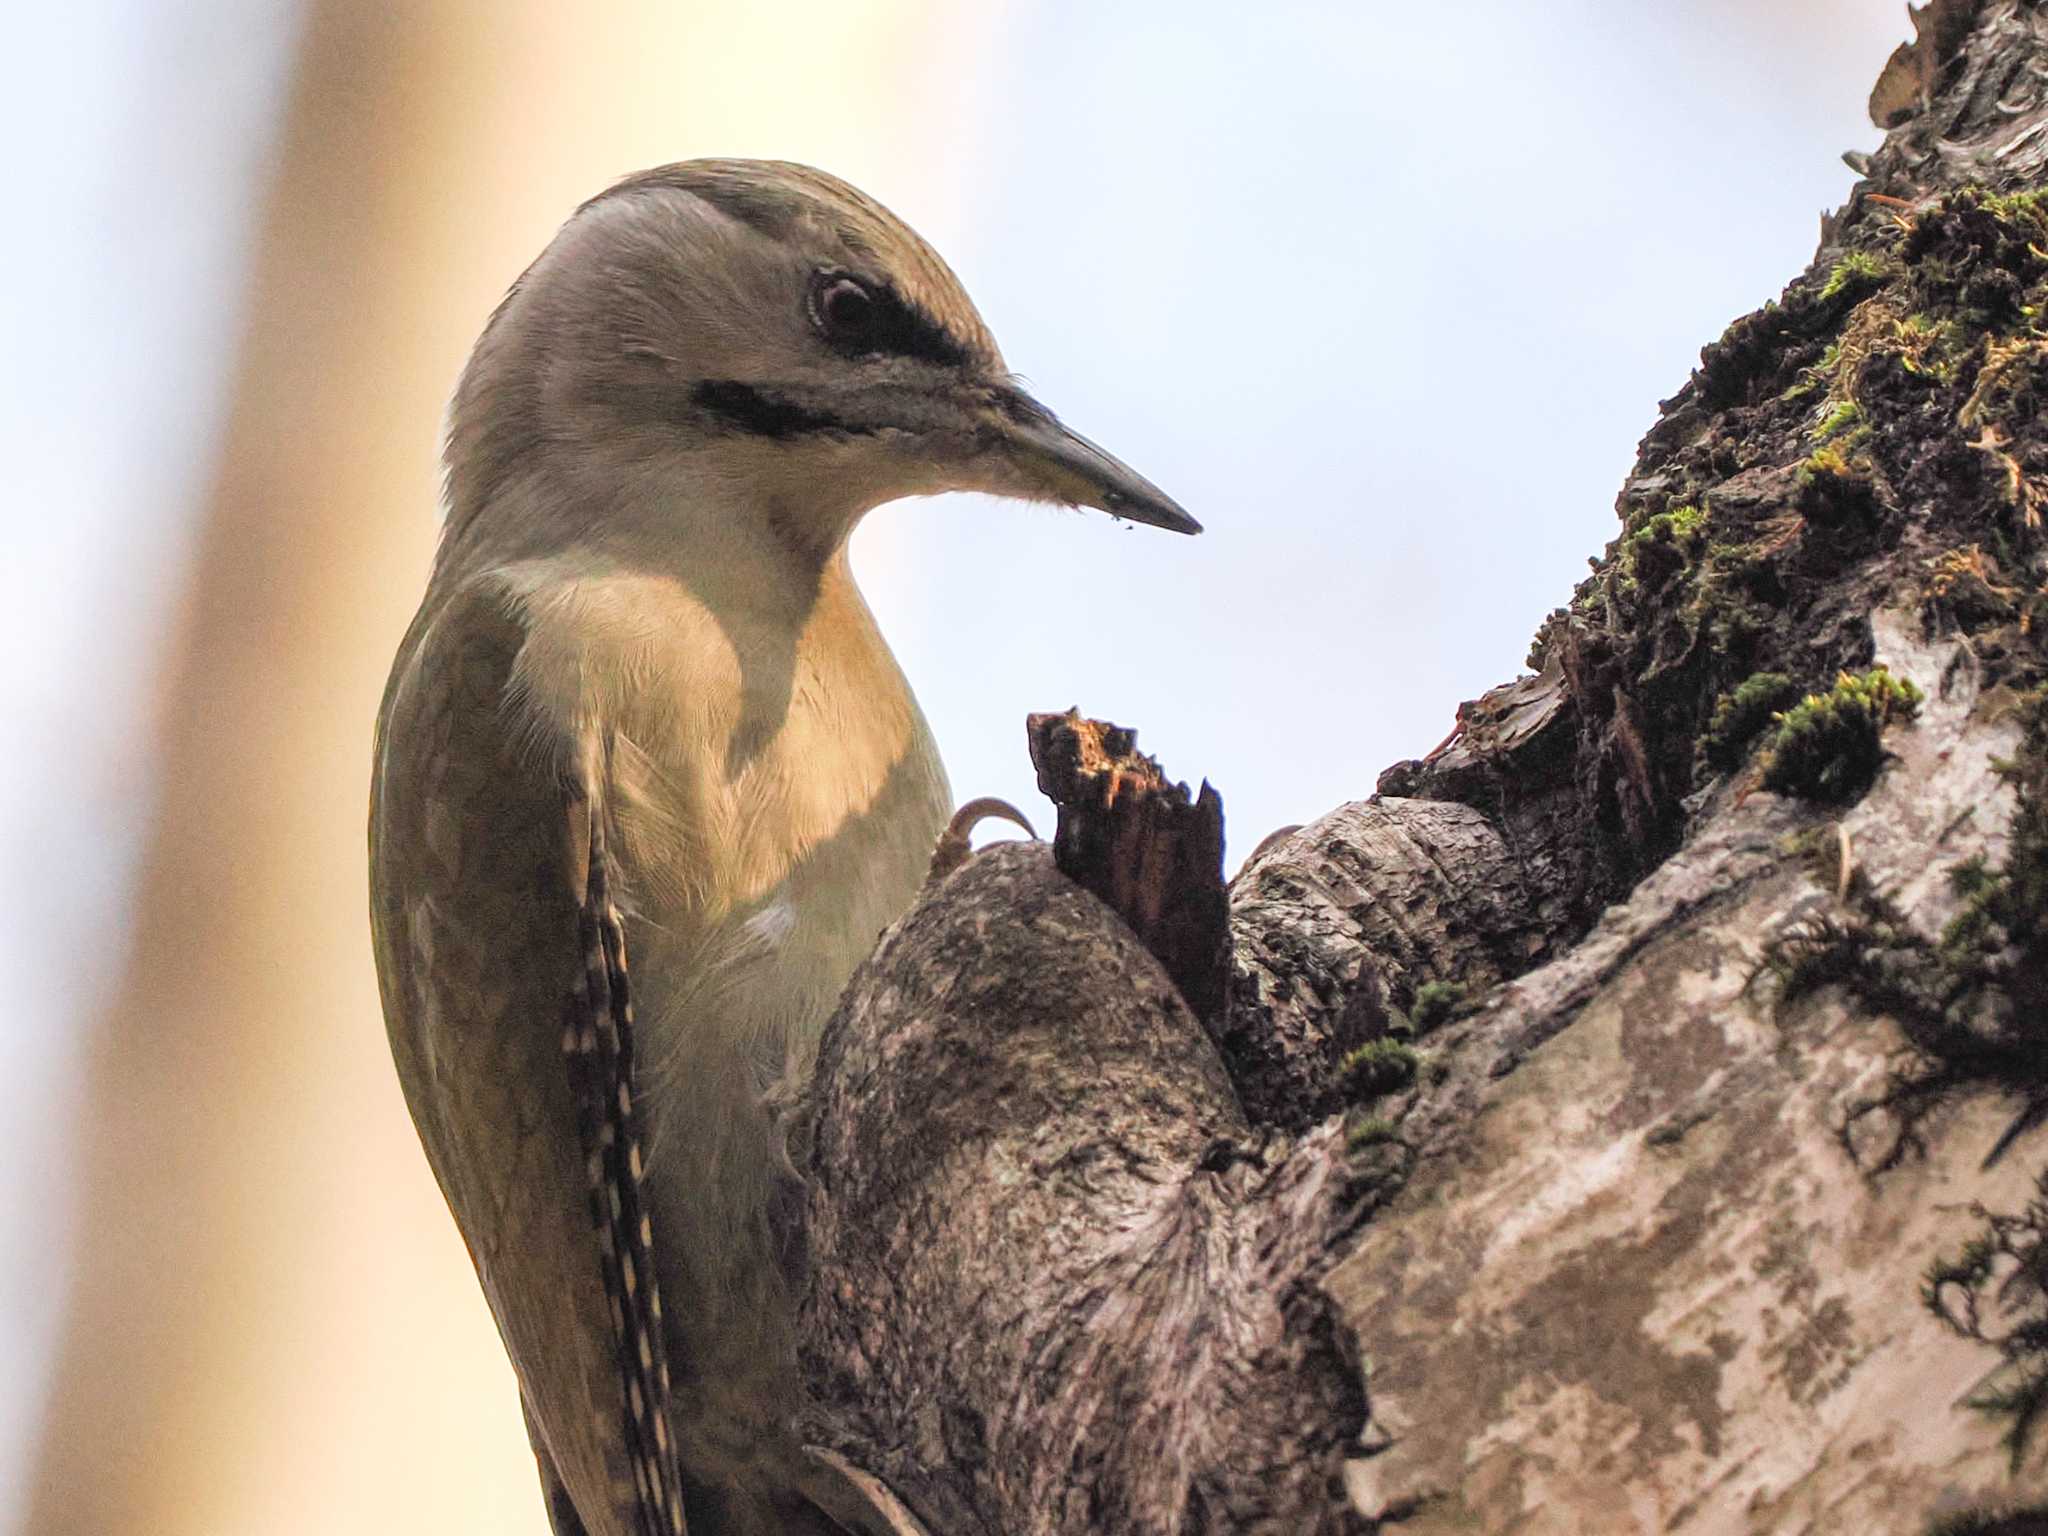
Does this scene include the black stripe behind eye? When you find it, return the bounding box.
[863,287,969,367]
[814,274,970,368]
[692,380,865,440]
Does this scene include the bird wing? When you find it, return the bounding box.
[370,574,686,1536]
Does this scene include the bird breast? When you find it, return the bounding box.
[499,553,951,1069]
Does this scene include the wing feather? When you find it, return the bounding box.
[370,576,684,1536]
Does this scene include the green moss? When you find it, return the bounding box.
[1683,540,1779,662]
[1702,672,1804,771]
[1340,1038,1420,1099]
[1790,307,1963,403]
[1899,313,1965,382]
[1812,398,1862,442]
[1619,504,1709,592]
[1797,443,1883,531]
[1979,186,2048,232]
[1784,337,1843,402]
[1800,444,1856,484]
[1626,503,1706,546]
[1907,190,2048,331]
[1820,249,1888,302]
[1760,667,1923,803]
[1702,538,1756,567]
[1346,1115,1399,1150]
[1410,980,1468,1031]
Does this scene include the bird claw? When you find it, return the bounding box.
[798,1445,934,1536]
[926,795,1038,885]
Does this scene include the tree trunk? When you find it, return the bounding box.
[798,3,2048,1530]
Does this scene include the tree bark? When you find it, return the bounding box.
[798,3,2048,1530]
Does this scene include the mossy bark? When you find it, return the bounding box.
[795,4,2048,1531]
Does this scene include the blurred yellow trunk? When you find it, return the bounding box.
[22,4,990,1532]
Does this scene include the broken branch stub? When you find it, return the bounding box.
[1025,710,1229,1026]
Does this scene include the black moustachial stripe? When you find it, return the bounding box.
[692,380,861,440]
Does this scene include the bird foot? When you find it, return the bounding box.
[798,1445,933,1536]
[925,796,1037,885]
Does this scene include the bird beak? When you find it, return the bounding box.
[983,386,1201,535]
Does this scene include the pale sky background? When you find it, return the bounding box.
[0,2,1907,1528]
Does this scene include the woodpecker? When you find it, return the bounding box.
[368,160,1195,1536]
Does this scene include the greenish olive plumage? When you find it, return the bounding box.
[369,160,1193,1536]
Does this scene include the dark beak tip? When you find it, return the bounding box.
[995,391,1200,536]
[1104,490,1202,536]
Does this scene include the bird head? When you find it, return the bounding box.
[444,158,1195,563]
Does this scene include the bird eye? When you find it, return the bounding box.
[811,274,880,351]
[806,269,971,367]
